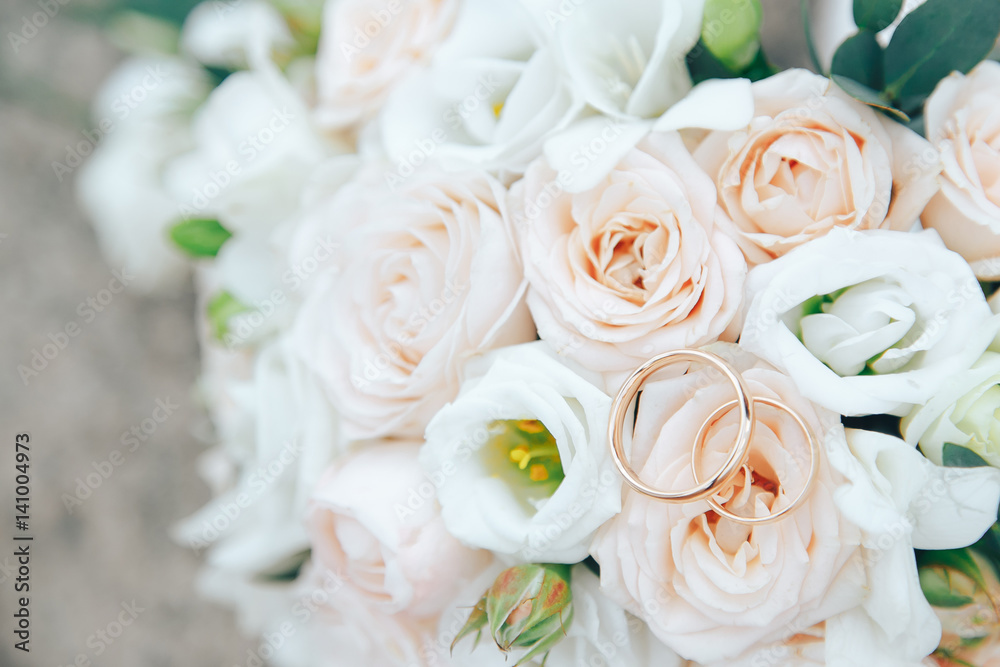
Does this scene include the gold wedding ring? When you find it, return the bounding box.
[608,349,820,525]
[608,349,755,503]
[691,397,820,525]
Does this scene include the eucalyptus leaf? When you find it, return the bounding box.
[169,218,232,258]
[883,0,1000,101]
[942,442,991,468]
[831,29,884,90]
[853,0,903,31]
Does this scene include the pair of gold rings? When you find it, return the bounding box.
[608,349,820,525]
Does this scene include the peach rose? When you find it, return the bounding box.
[314,0,459,129]
[694,69,940,265]
[291,165,535,440]
[512,131,746,385]
[590,344,864,664]
[923,60,1000,279]
[307,441,492,619]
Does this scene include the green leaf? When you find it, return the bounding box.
[831,75,910,122]
[169,218,232,258]
[853,0,903,31]
[943,442,991,468]
[918,548,990,593]
[832,30,884,90]
[687,39,739,84]
[253,549,311,583]
[883,0,1000,102]
[919,566,976,607]
[206,291,250,341]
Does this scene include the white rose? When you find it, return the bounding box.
[307,441,493,618]
[591,344,864,663]
[314,0,460,130]
[77,57,211,292]
[903,349,1000,468]
[740,228,998,416]
[512,131,746,387]
[292,165,535,440]
[420,342,621,563]
[693,69,939,265]
[378,0,581,175]
[174,334,340,576]
[923,60,1000,279]
[541,0,755,192]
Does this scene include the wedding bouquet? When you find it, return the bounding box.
[77,0,1000,664]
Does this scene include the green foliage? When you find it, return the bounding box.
[853,0,904,32]
[206,291,250,341]
[942,442,992,468]
[169,219,233,258]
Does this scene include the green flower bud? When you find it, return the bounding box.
[452,563,573,666]
[701,0,763,71]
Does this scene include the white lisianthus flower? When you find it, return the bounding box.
[174,334,340,576]
[76,57,211,293]
[903,349,1000,468]
[165,69,341,234]
[378,0,581,176]
[541,0,755,192]
[420,342,620,563]
[181,0,293,70]
[826,429,1000,665]
[740,228,999,416]
[922,60,1000,279]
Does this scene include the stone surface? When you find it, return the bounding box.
[0,2,251,666]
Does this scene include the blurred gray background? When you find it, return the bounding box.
[0,0,807,665]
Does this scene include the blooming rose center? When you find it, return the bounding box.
[485,419,564,501]
[586,216,668,304]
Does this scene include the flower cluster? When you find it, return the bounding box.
[78,0,1000,665]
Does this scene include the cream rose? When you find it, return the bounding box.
[591,344,865,664]
[420,342,620,563]
[292,166,534,440]
[513,131,746,385]
[694,69,940,265]
[314,0,459,130]
[740,228,998,416]
[923,60,1000,279]
[307,441,492,619]
[902,349,1000,468]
